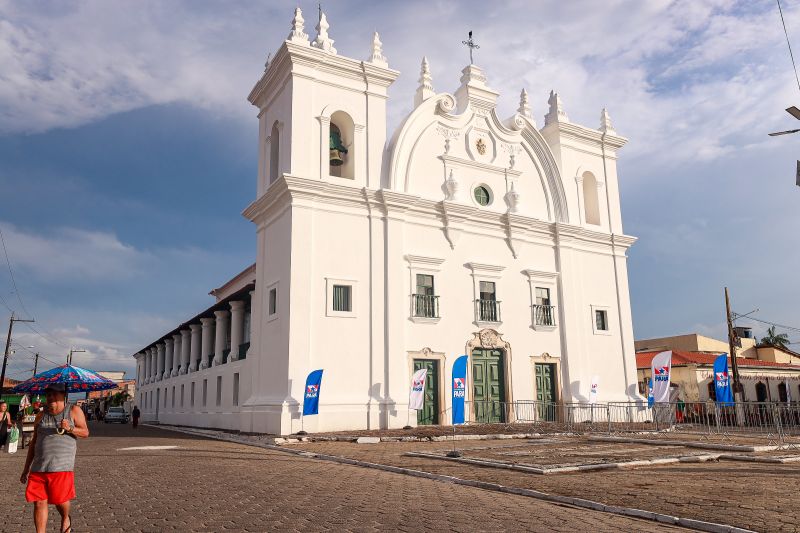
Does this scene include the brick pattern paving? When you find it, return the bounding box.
[293,436,800,532]
[0,423,680,532]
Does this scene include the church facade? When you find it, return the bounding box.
[132,7,640,434]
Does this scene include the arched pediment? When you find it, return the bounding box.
[385,93,569,223]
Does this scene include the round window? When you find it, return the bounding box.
[474,185,491,206]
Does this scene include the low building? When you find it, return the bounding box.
[636,332,800,402]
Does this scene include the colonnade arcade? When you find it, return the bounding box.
[133,284,254,387]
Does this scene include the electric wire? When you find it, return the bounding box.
[0,227,31,319]
[777,0,800,93]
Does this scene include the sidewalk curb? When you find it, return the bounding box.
[147,424,754,533]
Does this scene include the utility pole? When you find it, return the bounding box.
[67,348,85,366]
[0,312,35,395]
[32,353,39,377]
[725,287,745,425]
[725,287,742,395]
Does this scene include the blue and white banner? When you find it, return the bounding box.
[409,368,427,410]
[303,369,324,416]
[651,350,672,403]
[452,355,468,425]
[713,354,733,406]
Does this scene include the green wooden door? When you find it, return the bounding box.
[413,359,439,425]
[471,349,505,423]
[535,363,556,421]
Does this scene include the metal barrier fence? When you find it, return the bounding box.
[464,400,800,445]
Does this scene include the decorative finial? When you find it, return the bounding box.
[505,181,520,213]
[445,169,459,201]
[370,31,388,66]
[264,51,272,71]
[462,30,480,64]
[287,7,309,44]
[312,8,337,54]
[414,56,435,107]
[544,90,569,125]
[518,88,531,117]
[599,108,615,134]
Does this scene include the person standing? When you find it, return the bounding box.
[131,405,140,429]
[0,400,12,451]
[20,383,89,533]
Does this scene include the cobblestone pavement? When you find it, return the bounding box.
[0,423,685,532]
[292,436,800,532]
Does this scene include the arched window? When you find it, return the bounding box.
[582,171,601,225]
[707,381,716,401]
[778,381,788,403]
[329,111,354,179]
[755,382,768,402]
[269,122,280,184]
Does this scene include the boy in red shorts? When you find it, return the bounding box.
[20,383,89,533]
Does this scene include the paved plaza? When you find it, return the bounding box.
[0,422,688,532]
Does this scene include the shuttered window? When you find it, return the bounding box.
[332,285,352,312]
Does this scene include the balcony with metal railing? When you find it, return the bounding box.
[474,298,501,324]
[532,304,557,330]
[411,294,440,322]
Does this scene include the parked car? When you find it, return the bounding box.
[104,407,130,424]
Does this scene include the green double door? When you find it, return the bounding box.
[413,359,439,425]
[472,349,505,423]
[535,363,557,421]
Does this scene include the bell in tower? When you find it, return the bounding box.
[329,124,348,167]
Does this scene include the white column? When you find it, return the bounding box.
[180,329,191,374]
[171,333,181,377]
[147,347,154,383]
[163,338,173,380]
[229,300,245,361]
[156,343,165,382]
[200,318,215,369]
[143,350,150,384]
[213,309,230,366]
[150,347,158,382]
[190,324,202,372]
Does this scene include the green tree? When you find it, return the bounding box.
[110,391,130,407]
[760,326,790,349]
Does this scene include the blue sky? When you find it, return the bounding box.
[1,0,798,379]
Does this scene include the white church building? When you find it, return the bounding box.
[133,7,640,434]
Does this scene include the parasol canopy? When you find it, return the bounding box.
[12,364,118,393]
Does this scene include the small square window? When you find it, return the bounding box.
[268,287,277,316]
[595,309,608,331]
[332,284,352,312]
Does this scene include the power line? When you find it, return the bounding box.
[0,227,31,319]
[735,314,800,335]
[777,0,800,93]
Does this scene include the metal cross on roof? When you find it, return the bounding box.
[462,30,479,64]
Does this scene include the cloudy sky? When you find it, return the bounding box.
[0,0,798,380]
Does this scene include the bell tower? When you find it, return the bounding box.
[248,7,399,193]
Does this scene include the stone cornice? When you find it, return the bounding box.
[541,121,628,151]
[439,154,522,178]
